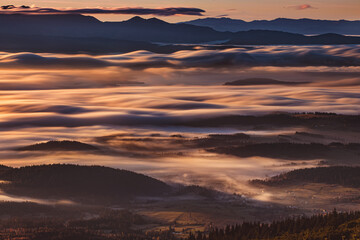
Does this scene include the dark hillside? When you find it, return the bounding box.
[0,164,171,203]
[251,166,360,188]
[16,140,99,151]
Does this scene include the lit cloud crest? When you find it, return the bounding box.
[0,45,359,70]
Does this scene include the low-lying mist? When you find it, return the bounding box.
[0,45,359,207]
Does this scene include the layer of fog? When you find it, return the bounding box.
[1,45,359,71]
[0,45,359,90]
[0,85,359,132]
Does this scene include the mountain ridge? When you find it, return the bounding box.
[182,17,360,35]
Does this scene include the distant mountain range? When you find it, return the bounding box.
[182,17,360,35]
[0,14,229,43]
[1,14,360,54]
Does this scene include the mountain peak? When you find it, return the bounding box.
[126,16,146,23]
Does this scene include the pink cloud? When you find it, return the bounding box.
[286,4,316,10]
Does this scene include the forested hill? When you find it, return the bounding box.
[250,166,360,188]
[208,142,360,160]
[189,210,360,240]
[0,164,171,203]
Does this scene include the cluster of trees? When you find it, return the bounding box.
[189,210,360,240]
[251,166,360,188]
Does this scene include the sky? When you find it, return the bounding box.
[2,0,359,22]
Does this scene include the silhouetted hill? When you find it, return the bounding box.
[182,17,360,35]
[226,30,360,45]
[0,164,171,203]
[16,140,99,151]
[0,14,230,44]
[224,78,309,86]
[250,166,360,188]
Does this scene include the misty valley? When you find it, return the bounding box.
[0,4,359,240]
